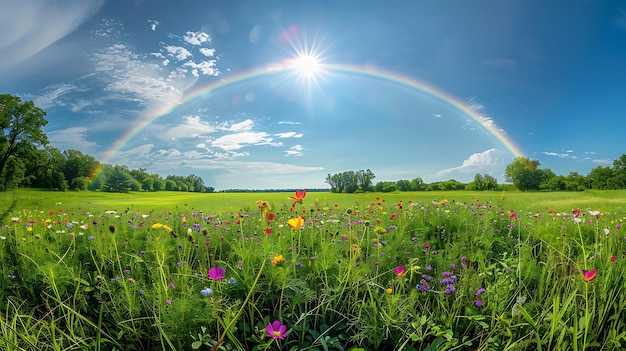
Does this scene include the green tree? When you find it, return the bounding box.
[504,157,543,191]
[0,94,48,182]
[410,177,425,191]
[105,165,135,192]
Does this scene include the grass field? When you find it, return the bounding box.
[1,188,626,351]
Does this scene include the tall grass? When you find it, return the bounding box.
[1,189,626,350]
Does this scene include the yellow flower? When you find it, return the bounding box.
[152,223,163,229]
[287,217,304,229]
[163,225,173,232]
[272,254,285,266]
[385,288,393,294]
[256,201,271,222]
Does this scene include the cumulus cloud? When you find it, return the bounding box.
[435,149,504,176]
[184,31,211,45]
[199,48,216,57]
[165,46,193,61]
[148,20,159,31]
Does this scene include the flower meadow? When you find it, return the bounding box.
[2,191,626,350]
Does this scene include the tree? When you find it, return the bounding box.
[0,94,48,182]
[410,177,425,191]
[105,165,135,192]
[504,157,543,191]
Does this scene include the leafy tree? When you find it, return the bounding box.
[504,157,543,191]
[105,165,135,192]
[410,177,425,191]
[396,179,411,191]
[0,94,48,182]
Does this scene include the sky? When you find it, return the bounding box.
[2,0,626,190]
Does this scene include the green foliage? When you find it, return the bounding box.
[2,190,626,350]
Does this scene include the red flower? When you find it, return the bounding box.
[582,269,597,282]
[572,209,581,217]
[288,190,307,207]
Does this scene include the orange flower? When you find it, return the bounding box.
[288,190,306,207]
[272,254,285,266]
[582,269,597,282]
[287,217,304,229]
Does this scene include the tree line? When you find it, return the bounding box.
[327,154,626,193]
[1,94,213,193]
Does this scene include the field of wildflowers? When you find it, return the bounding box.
[1,189,626,350]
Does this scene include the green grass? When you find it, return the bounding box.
[1,188,626,350]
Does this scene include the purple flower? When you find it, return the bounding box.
[266,320,288,340]
[476,288,486,296]
[166,299,172,305]
[169,281,176,289]
[208,267,226,280]
[475,300,483,307]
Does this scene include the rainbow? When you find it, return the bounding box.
[92,63,524,180]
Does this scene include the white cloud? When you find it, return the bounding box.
[165,46,192,61]
[211,132,274,151]
[285,144,304,156]
[435,149,504,177]
[148,20,159,31]
[0,0,104,67]
[183,60,219,76]
[275,132,297,138]
[47,127,98,151]
[184,31,211,45]
[222,119,255,132]
[542,151,576,159]
[34,83,77,109]
[199,48,216,57]
[162,115,217,140]
[592,159,613,164]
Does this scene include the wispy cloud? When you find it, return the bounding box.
[0,1,104,67]
[542,151,576,159]
[211,132,277,151]
[285,144,304,156]
[47,127,98,152]
[275,131,303,138]
[148,20,159,31]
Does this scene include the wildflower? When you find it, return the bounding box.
[208,267,226,280]
[227,278,237,284]
[139,290,144,295]
[256,201,272,223]
[109,224,116,233]
[582,269,597,282]
[152,223,163,229]
[169,281,176,289]
[272,254,285,266]
[287,217,304,229]
[374,226,386,234]
[385,288,393,294]
[604,228,610,235]
[87,235,94,241]
[611,255,617,262]
[288,189,306,207]
[572,209,580,217]
[166,299,172,305]
[475,300,483,307]
[589,210,600,219]
[265,320,288,340]
[476,288,486,296]
[200,287,213,296]
[394,266,406,276]
[178,243,183,249]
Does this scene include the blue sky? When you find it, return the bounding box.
[2,0,626,190]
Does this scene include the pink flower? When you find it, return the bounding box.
[265,320,288,339]
[582,269,597,282]
[572,209,580,217]
[394,266,406,276]
[208,267,226,280]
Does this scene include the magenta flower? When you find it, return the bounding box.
[208,267,226,280]
[394,266,406,276]
[265,320,288,340]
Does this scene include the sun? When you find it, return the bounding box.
[275,26,331,88]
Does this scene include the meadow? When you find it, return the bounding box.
[1,188,626,351]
